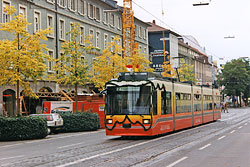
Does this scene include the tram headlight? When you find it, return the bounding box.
[106,119,113,124]
[143,119,150,124]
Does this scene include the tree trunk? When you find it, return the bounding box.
[17,80,20,116]
[75,84,78,112]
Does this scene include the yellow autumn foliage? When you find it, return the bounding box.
[0,5,51,98]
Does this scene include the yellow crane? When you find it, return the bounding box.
[122,0,138,58]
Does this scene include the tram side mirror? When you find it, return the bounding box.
[100,89,107,95]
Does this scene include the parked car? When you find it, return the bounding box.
[30,113,64,134]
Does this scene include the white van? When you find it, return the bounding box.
[30,113,64,134]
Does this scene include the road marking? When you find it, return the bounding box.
[166,157,188,167]
[0,130,105,148]
[238,126,242,129]
[0,155,24,161]
[244,123,248,126]
[199,144,211,150]
[217,136,225,140]
[230,130,236,134]
[0,143,23,148]
[56,124,214,167]
[58,142,85,149]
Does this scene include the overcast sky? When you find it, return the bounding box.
[116,0,250,63]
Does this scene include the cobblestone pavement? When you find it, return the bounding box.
[1,107,249,167]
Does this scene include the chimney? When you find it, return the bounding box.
[152,20,156,24]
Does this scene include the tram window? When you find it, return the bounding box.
[152,91,157,115]
[166,92,172,114]
[176,93,180,100]
[176,93,181,113]
[209,103,213,110]
[161,91,167,115]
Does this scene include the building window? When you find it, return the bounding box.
[70,22,74,41]
[47,15,54,38]
[88,3,94,19]
[48,50,54,72]
[96,31,100,49]
[19,5,27,18]
[95,7,100,21]
[47,0,55,4]
[117,16,121,30]
[111,36,114,52]
[144,47,147,54]
[68,0,76,11]
[80,26,85,45]
[34,11,41,33]
[139,45,142,53]
[143,29,147,39]
[89,29,94,46]
[135,25,138,37]
[104,33,108,49]
[139,26,143,38]
[110,13,115,27]
[117,37,121,54]
[59,19,65,40]
[2,1,11,23]
[78,0,87,15]
[58,0,66,7]
[103,10,109,25]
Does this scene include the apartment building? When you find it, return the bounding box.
[148,20,215,86]
[0,0,149,115]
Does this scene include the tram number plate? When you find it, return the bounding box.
[123,124,131,129]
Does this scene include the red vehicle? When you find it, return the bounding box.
[104,72,221,136]
[43,99,105,128]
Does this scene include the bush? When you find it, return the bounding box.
[59,112,100,133]
[0,116,48,141]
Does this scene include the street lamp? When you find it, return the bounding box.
[224,36,235,39]
[193,1,210,6]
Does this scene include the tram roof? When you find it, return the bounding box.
[118,72,177,82]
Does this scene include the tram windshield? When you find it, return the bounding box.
[106,86,151,115]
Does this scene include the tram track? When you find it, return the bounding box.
[87,112,250,167]
[1,110,250,167]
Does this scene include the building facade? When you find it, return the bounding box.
[148,20,180,73]
[148,21,215,86]
[0,0,149,115]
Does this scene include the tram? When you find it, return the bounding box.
[104,72,221,136]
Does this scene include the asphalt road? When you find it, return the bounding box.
[0,107,250,167]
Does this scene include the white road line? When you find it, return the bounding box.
[230,130,236,134]
[217,136,226,140]
[0,143,23,148]
[58,142,85,149]
[166,157,188,167]
[0,130,105,148]
[244,123,248,126]
[238,126,242,129]
[0,155,24,161]
[199,144,211,150]
[56,124,213,167]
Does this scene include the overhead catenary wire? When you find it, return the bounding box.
[131,0,221,60]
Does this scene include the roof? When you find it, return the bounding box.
[180,35,206,55]
[99,0,151,27]
[147,21,181,37]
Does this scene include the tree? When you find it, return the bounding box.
[178,59,197,82]
[161,55,176,78]
[127,47,154,73]
[52,22,93,111]
[91,36,154,90]
[91,36,128,90]
[0,6,50,115]
[218,59,249,107]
